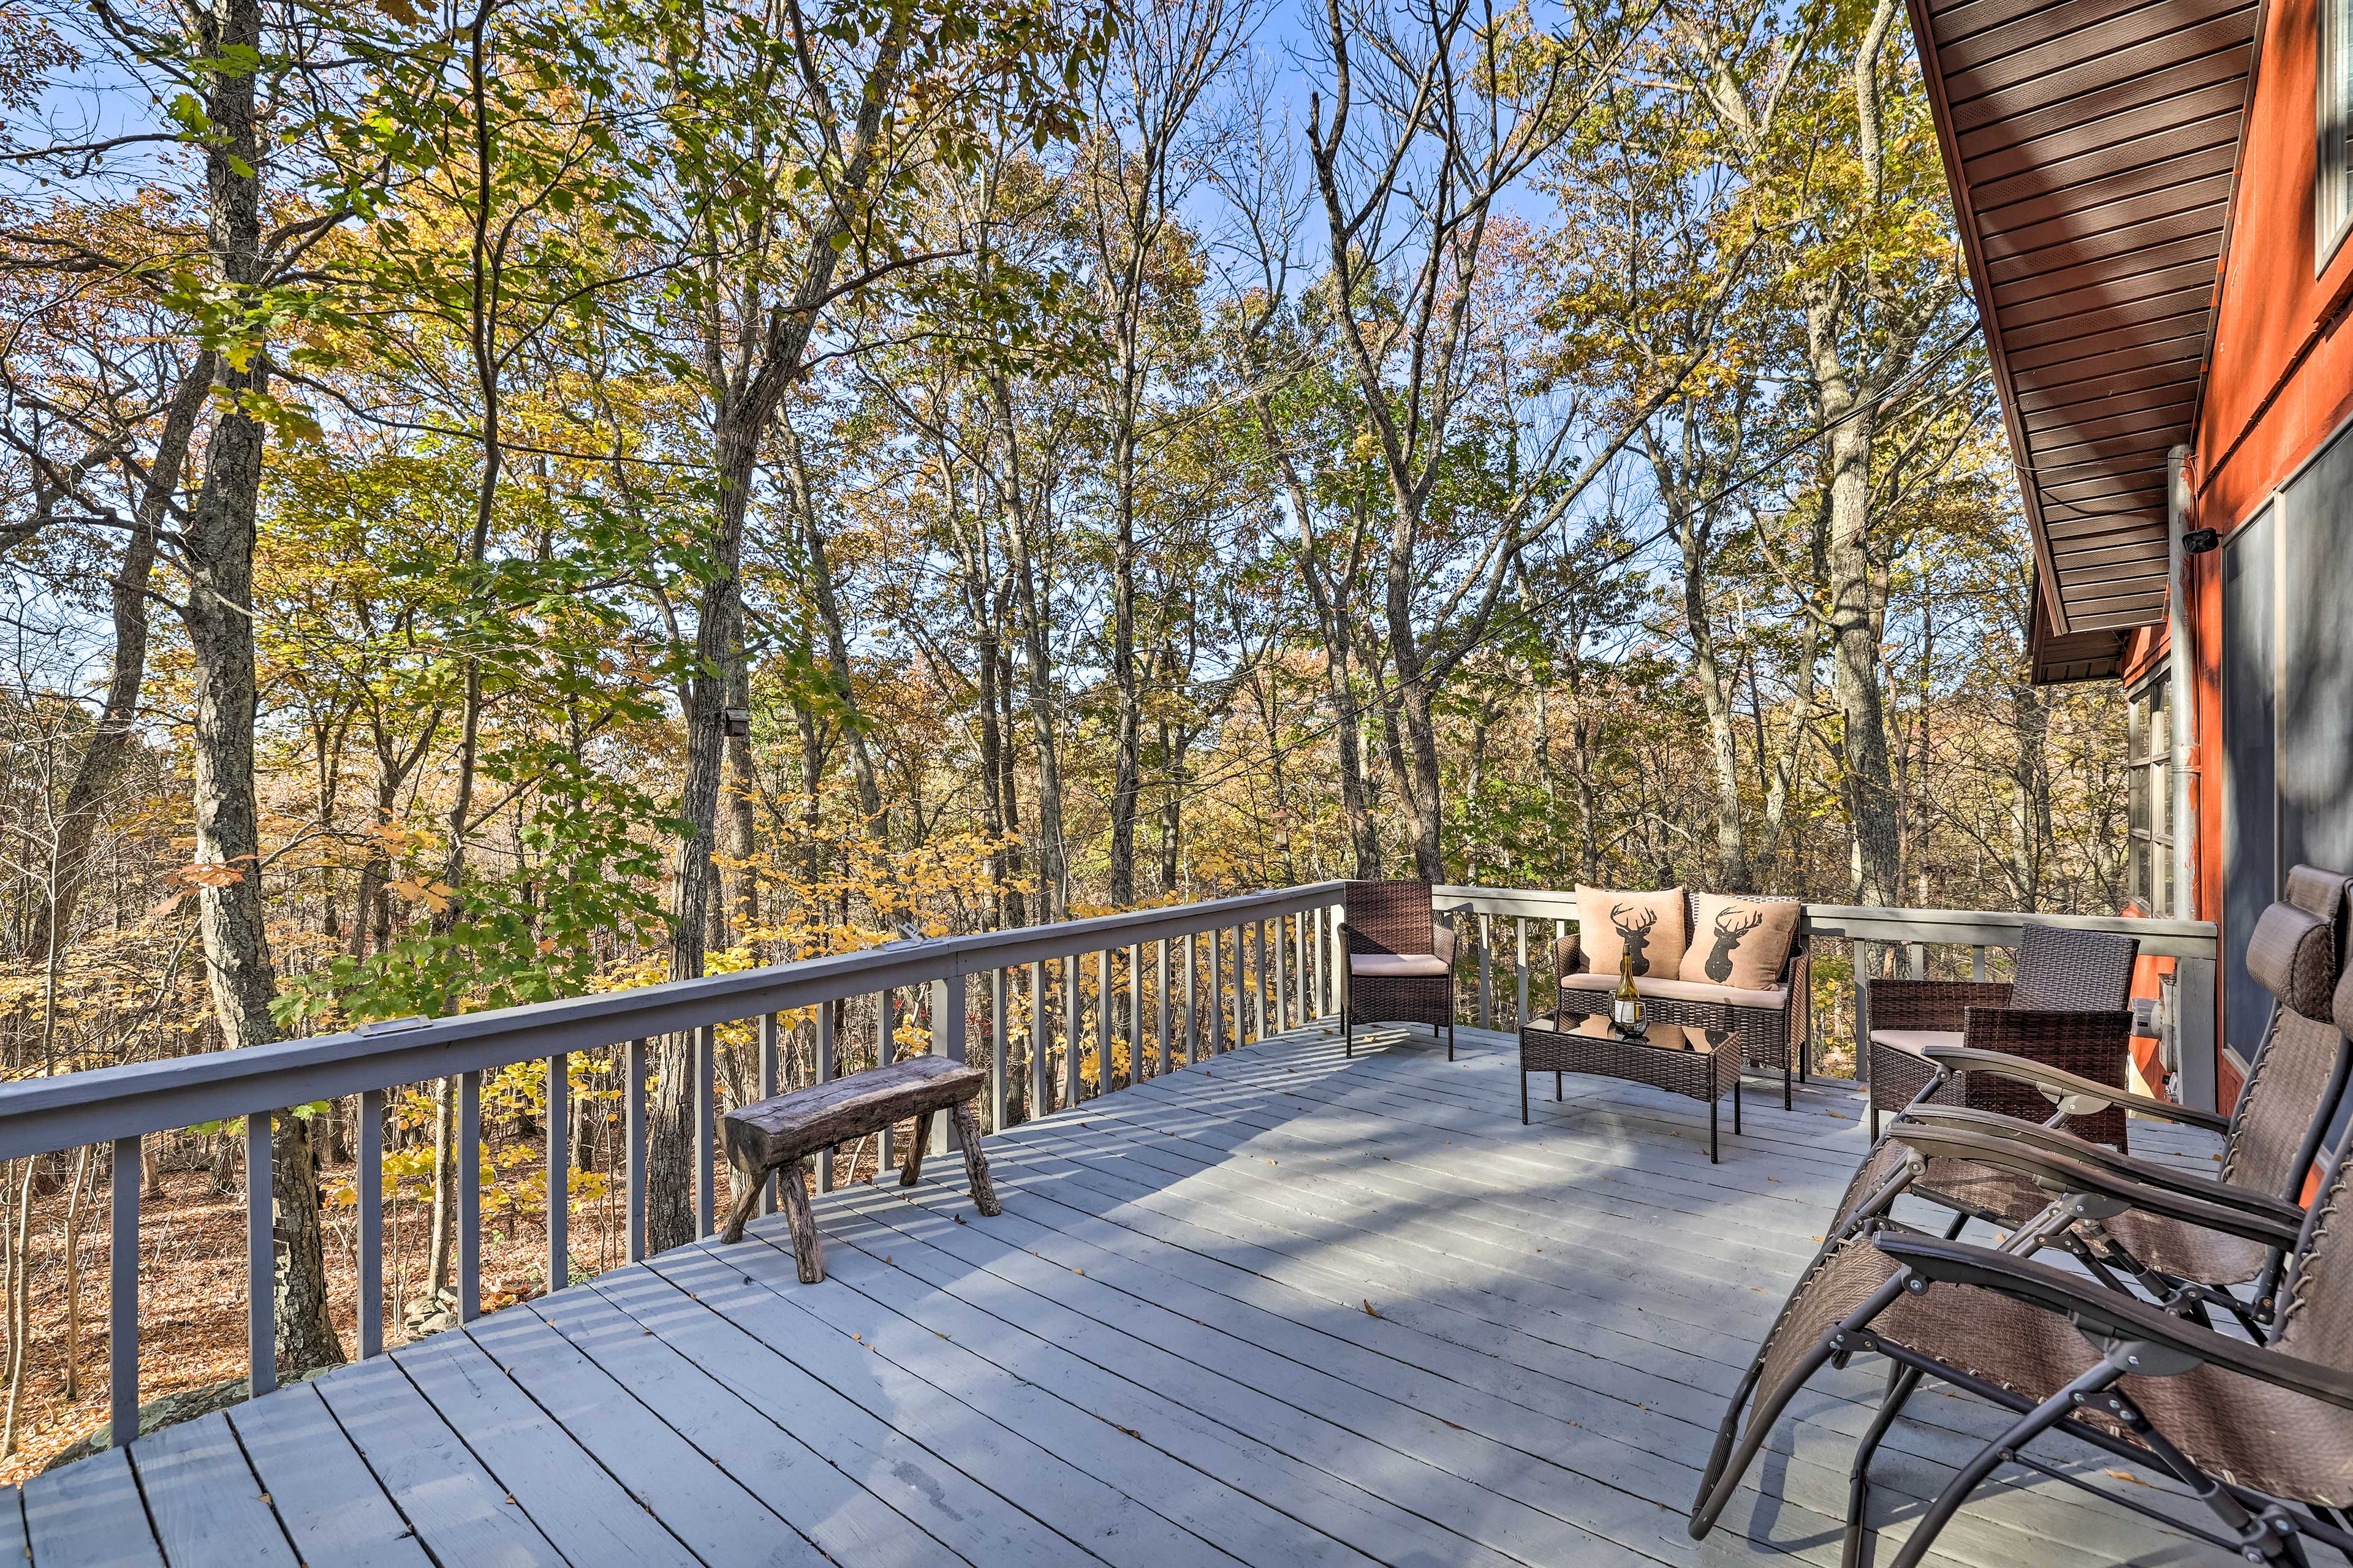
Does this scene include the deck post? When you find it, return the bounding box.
[248,1111,274,1395]
[547,1053,569,1287]
[110,1134,138,1445]
[358,1089,383,1358]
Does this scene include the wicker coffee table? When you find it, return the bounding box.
[1521,996,1743,1161]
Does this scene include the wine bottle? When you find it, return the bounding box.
[1612,950,1642,1032]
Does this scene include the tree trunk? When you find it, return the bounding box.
[179,0,340,1373]
[1680,512,1753,891]
[28,356,211,958]
[1809,294,1901,906]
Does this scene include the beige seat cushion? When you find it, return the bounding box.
[1351,952,1450,979]
[1574,885,1687,978]
[1679,893,1801,990]
[1868,1028,1964,1059]
[1560,971,1789,1012]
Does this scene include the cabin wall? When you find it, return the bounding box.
[2126,0,2353,1104]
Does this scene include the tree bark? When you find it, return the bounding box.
[29,355,211,958]
[180,0,341,1373]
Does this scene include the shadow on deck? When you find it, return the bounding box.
[7,1022,2221,1567]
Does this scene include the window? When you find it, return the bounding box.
[2128,673,2173,914]
[2324,0,2353,265]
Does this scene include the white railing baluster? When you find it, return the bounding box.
[1478,912,1493,1029]
[1249,922,1264,1042]
[1515,917,1529,1028]
[248,1112,274,1394]
[989,970,1008,1130]
[1126,944,1142,1085]
[358,1089,383,1358]
[1096,949,1112,1098]
[110,1134,138,1443]
[1182,933,1197,1064]
[1062,955,1081,1107]
[1972,944,1987,981]
[815,1006,835,1192]
[757,1015,778,1214]
[877,990,894,1170]
[1279,909,1298,1031]
[694,1024,714,1238]
[457,1071,481,1323]
[1229,925,1244,1047]
[545,1059,567,1295]
[1028,960,1047,1118]
[625,1039,647,1261]
[1154,938,1169,1078]
[934,975,966,1154]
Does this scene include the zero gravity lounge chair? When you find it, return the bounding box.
[1691,960,2353,1568]
[1833,866,2353,1341]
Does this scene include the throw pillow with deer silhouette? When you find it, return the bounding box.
[1572,887,1688,977]
[1677,893,1801,992]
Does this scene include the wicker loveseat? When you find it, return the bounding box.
[1553,893,1811,1107]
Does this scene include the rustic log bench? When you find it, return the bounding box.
[719,1055,1001,1281]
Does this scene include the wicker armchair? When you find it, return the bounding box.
[1341,880,1458,1059]
[1865,922,2138,1143]
[1555,893,1811,1107]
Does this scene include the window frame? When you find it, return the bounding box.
[2322,0,2353,270]
[2126,671,2174,914]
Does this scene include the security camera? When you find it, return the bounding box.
[2180,528,2219,555]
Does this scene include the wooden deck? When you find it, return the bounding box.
[6,1021,2226,1567]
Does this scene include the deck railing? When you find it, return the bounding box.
[0,879,2218,1456]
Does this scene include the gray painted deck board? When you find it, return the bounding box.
[21,1445,158,1568]
[460,1293,826,1568]
[390,1325,701,1567]
[311,1349,566,1568]
[124,1412,295,1568]
[9,1020,2227,1566]
[525,1271,953,1568]
[225,1384,433,1568]
[578,1256,1088,1568]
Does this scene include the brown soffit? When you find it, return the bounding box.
[1907,0,2262,648]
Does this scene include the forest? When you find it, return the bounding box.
[0,0,2129,1475]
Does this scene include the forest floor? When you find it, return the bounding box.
[0,1127,909,1487]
